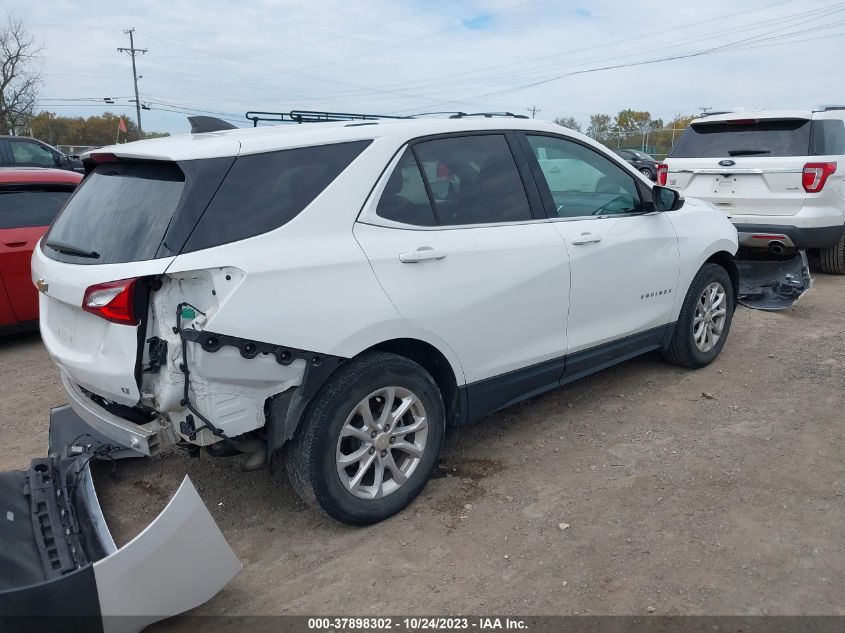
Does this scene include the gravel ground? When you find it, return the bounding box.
[0,275,843,626]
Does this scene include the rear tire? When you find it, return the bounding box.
[819,233,845,274]
[640,167,654,180]
[663,263,735,369]
[286,352,445,525]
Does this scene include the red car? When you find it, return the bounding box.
[0,167,82,333]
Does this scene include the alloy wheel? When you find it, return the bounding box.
[335,386,429,500]
[693,282,727,352]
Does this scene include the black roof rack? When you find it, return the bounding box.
[245,110,410,127]
[244,109,531,127]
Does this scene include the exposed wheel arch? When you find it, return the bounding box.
[266,337,463,458]
[365,338,463,427]
[705,251,739,305]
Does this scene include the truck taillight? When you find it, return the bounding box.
[657,163,668,186]
[802,162,836,193]
[82,278,139,325]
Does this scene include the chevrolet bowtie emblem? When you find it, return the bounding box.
[35,278,49,293]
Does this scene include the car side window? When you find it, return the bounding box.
[526,135,643,218]
[11,141,56,168]
[412,134,532,226]
[0,186,74,228]
[376,148,437,226]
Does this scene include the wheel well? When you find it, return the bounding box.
[364,338,462,426]
[706,251,739,300]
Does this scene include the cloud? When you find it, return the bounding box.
[10,0,845,135]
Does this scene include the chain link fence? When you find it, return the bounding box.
[589,128,687,161]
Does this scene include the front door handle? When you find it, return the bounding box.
[571,233,602,245]
[399,248,447,263]
[2,241,27,248]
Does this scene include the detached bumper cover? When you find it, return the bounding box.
[737,251,812,311]
[0,406,241,633]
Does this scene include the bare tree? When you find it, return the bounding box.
[0,15,41,135]
[553,116,582,132]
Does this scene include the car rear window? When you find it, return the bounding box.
[0,186,74,229]
[183,140,371,252]
[670,119,812,158]
[44,161,185,264]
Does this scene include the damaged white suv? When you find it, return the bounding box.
[33,114,739,524]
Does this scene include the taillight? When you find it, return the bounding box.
[657,163,668,186]
[82,278,139,325]
[88,152,118,164]
[802,162,837,193]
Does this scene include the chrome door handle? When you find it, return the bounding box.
[399,248,447,263]
[571,233,602,245]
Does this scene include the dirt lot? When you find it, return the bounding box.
[1,276,843,625]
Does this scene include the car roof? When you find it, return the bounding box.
[0,167,82,185]
[84,117,582,162]
[691,110,813,124]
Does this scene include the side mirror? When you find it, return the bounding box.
[652,185,684,212]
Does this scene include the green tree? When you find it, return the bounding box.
[587,113,612,142]
[553,116,581,132]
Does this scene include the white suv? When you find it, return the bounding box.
[32,114,738,524]
[661,107,845,273]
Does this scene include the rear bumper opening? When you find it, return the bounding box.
[0,405,241,633]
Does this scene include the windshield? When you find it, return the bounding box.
[44,162,185,264]
[670,119,812,158]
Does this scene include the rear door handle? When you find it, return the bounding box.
[571,233,602,245]
[399,248,447,263]
[2,241,28,248]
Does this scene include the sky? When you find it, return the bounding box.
[8,0,845,135]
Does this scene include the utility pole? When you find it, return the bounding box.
[699,106,713,117]
[118,29,147,138]
[527,105,541,119]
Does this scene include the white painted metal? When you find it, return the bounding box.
[551,212,679,353]
[31,249,175,405]
[354,221,570,382]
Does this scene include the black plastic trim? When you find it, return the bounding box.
[735,223,845,249]
[180,329,344,400]
[461,324,671,423]
[562,325,669,384]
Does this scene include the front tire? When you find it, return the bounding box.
[663,263,735,368]
[819,233,845,274]
[640,167,654,180]
[286,352,445,525]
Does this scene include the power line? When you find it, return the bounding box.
[117,28,147,137]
